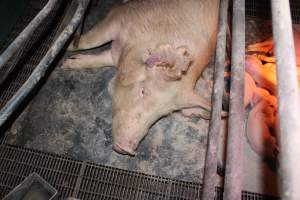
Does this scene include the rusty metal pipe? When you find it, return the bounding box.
[201,0,229,199]
[271,0,300,199]
[223,0,245,199]
[0,0,91,128]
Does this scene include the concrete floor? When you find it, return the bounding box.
[3,0,280,197]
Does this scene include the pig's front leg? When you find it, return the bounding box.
[62,50,114,69]
[67,12,120,51]
[179,92,228,119]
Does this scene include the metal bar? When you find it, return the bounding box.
[0,0,91,128]
[223,0,245,199]
[271,0,300,199]
[0,0,59,69]
[201,0,229,199]
[72,161,87,197]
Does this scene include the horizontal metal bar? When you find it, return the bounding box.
[223,0,245,199]
[0,0,91,128]
[201,0,229,199]
[271,0,300,199]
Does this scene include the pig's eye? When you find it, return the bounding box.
[139,87,148,97]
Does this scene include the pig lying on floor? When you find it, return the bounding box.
[63,0,220,155]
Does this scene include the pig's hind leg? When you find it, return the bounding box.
[62,50,114,69]
[67,12,120,51]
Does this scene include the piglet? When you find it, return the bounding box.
[246,92,279,161]
[247,26,300,66]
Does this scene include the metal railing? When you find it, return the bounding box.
[203,0,300,199]
[271,0,300,199]
[0,0,91,128]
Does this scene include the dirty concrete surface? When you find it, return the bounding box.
[4,0,280,196]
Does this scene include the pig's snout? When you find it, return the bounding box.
[113,143,136,156]
[112,110,153,156]
[112,127,141,156]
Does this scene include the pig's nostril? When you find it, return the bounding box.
[113,144,135,156]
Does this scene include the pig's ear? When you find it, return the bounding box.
[144,44,194,81]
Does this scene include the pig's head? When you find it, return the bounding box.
[111,44,194,155]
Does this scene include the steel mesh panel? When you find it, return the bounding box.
[245,0,300,23]
[0,0,70,109]
[0,1,48,53]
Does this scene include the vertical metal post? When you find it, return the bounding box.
[271,1,300,199]
[223,0,245,199]
[201,0,229,199]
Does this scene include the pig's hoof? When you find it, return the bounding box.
[181,108,211,120]
[113,144,136,156]
[66,37,79,51]
[62,54,87,69]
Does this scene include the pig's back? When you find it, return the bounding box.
[114,0,219,53]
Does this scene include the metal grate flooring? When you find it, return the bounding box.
[246,0,300,23]
[0,144,280,200]
[0,0,71,109]
[0,144,80,199]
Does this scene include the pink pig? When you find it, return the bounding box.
[63,0,220,155]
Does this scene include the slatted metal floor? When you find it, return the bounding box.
[0,144,281,200]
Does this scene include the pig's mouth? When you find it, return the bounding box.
[113,143,136,156]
